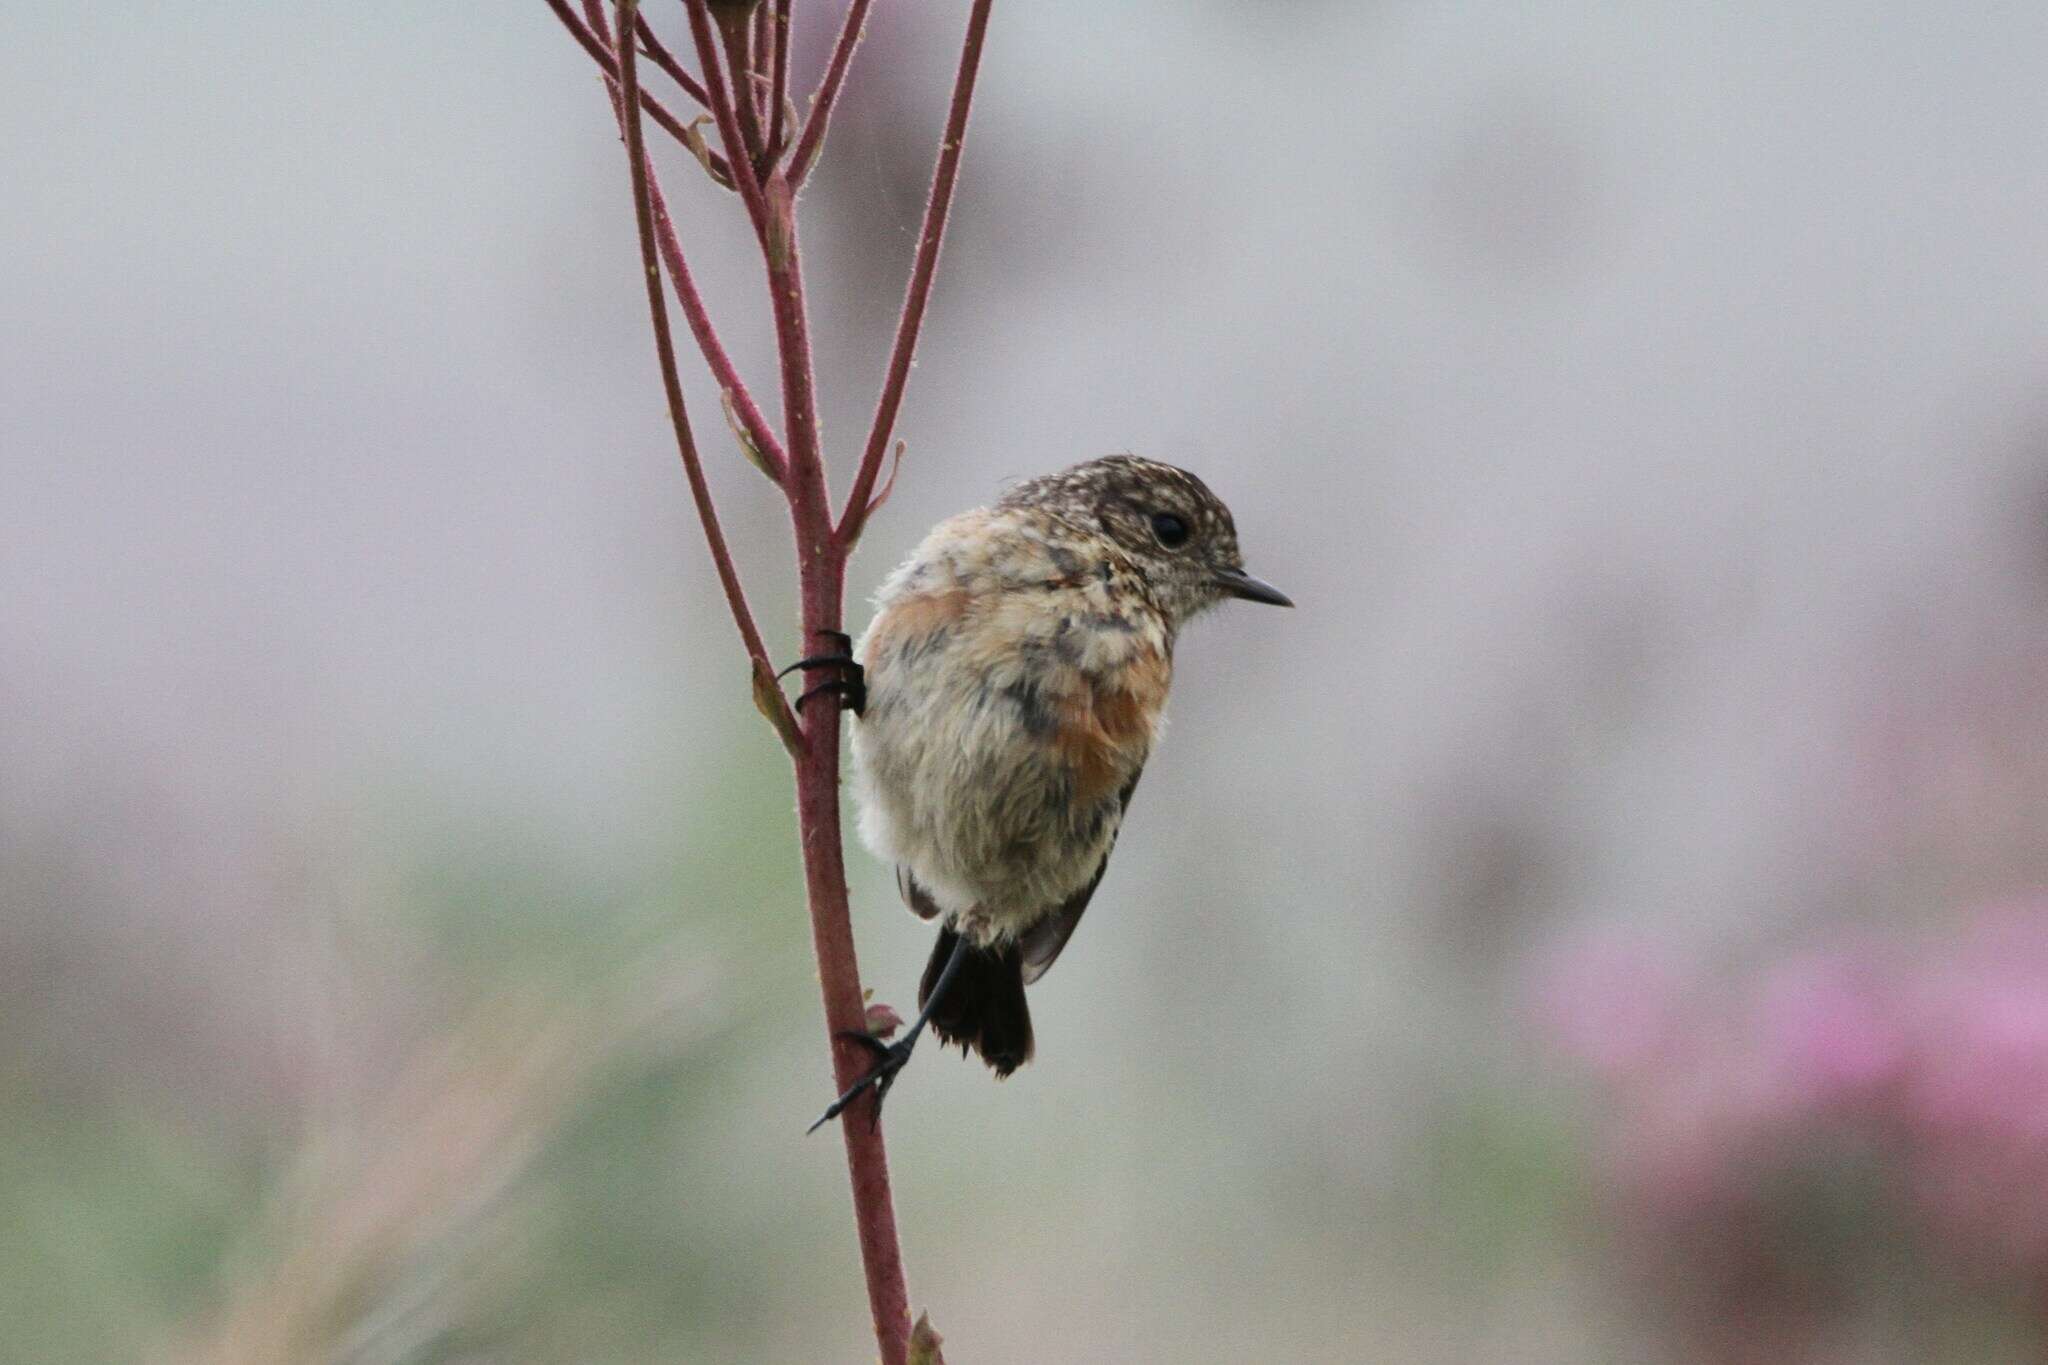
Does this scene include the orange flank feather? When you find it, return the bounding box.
[1054,646,1168,806]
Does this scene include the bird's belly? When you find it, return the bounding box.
[853,660,1133,936]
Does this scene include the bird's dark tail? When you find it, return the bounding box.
[920,926,1034,1077]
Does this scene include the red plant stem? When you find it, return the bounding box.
[767,0,792,157]
[580,1,1008,1357]
[837,0,996,545]
[797,510,916,1360]
[681,0,770,235]
[575,0,782,477]
[714,7,769,169]
[791,601,914,1365]
[643,173,790,484]
[610,0,779,684]
[751,5,773,123]
[768,177,914,1365]
[639,5,916,1355]
[787,0,872,187]
[759,185,827,502]
[632,11,712,109]
[543,0,734,185]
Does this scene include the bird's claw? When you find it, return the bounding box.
[776,630,865,717]
[807,1030,913,1134]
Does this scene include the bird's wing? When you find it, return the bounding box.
[896,864,944,920]
[1018,774,1141,985]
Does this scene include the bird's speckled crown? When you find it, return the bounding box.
[995,455,1245,574]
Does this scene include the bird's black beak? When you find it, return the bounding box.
[1214,567,1294,607]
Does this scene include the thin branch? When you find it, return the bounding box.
[759,179,828,500]
[838,0,997,545]
[767,0,792,158]
[553,1,1005,1357]
[751,4,773,123]
[646,172,790,483]
[788,0,872,186]
[574,7,782,474]
[681,0,771,234]
[611,0,788,726]
[577,0,778,476]
[714,6,771,169]
[543,0,734,186]
[745,51,913,1359]
[632,11,711,109]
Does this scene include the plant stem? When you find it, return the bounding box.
[643,172,790,483]
[838,0,996,545]
[790,517,915,1365]
[713,6,770,170]
[758,162,916,1365]
[543,0,734,185]
[752,4,773,121]
[609,0,780,690]
[576,0,784,480]
[788,0,872,187]
[681,0,770,234]
[766,0,792,158]
[632,11,712,109]
[560,1,1005,1356]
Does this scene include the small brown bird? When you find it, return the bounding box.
[801,455,1291,1130]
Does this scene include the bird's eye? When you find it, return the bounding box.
[1150,512,1190,548]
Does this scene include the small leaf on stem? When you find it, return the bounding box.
[908,1312,947,1365]
[864,1002,904,1039]
[750,659,804,756]
[841,440,905,549]
[870,439,907,518]
[720,388,779,483]
[677,114,733,189]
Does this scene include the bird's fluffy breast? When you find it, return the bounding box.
[850,510,1171,941]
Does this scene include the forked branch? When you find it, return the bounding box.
[644,174,791,483]
[552,0,1003,1358]
[543,0,734,186]
[609,0,786,725]
[788,0,872,186]
[632,11,711,109]
[679,0,770,234]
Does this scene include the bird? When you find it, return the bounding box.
[796,455,1291,1131]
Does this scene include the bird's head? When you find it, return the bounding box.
[1000,455,1292,625]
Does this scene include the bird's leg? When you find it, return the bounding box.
[808,933,972,1133]
[776,628,865,716]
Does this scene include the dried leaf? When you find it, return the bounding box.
[869,439,907,520]
[677,113,733,189]
[721,388,779,484]
[843,440,907,547]
[750,660,803,756]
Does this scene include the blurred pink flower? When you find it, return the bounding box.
[1892,900,2048,1271]
[1544,894,2048,1341]
[1529,933,1683,1078]
[1756,953,1903,1110]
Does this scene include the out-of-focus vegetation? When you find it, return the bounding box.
[1,753,810,1363]
[9,0,2048,1360]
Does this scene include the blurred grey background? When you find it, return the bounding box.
[6,1,2048,1361]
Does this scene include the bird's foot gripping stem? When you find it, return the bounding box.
[777,629,865,716]
[808,1031,916,1134]
[808,924,970,1133]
